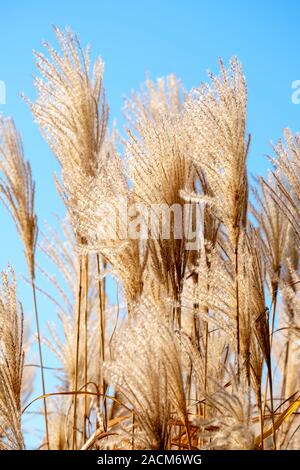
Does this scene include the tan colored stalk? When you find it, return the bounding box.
[83,254,89,442]
[262,285,279,410]
[257,385,264,450]
[72,255,83,450]
[203,321,209,419]
[96,254,107,431]
[234,240,241,381]
[257,309,277,450]
[269,371,277,449]
[31,277,50,449]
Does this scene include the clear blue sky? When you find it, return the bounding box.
[0,0,299,448]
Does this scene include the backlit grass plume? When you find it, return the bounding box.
[104,297,189,450]
[0,117,37,278]
[0,27,299,452]
[0,267,24,450]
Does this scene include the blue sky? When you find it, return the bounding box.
[0,0,300,448]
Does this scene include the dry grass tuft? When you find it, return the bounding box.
[0,28,299,451]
